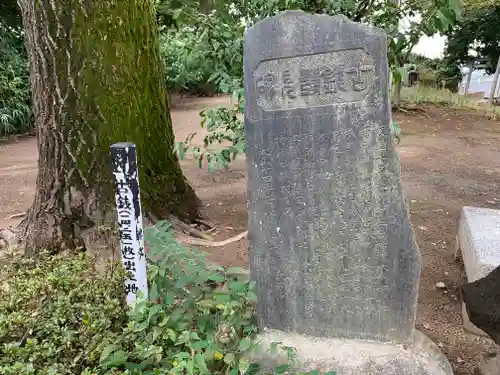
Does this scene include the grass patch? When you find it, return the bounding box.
[394,85,481,110]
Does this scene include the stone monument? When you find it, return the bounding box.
[244,11,453,374]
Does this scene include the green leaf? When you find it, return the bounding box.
[100,344,119,364]
[166,328,177,342]
[275,364,292,374]
[269,342,281,355]
[436,9,451,30]
[239,338,253,352]
[176,331,191,345]
[194,353,209,373]
[191,340,209,350]
[244,363,261,375]
[172,8,183,20]
[448,0,462,19]
[150,282,159,300]
[223,352,235,364]
[152,326,163,342]
[101,349,127,368]
[174,142,186,160]
[208,155,217,173]
[246,291,257,302]
[392,68,402,85]
[174,351,192,360]
[238,357,250,374]
[190,331,201,341]
[136,319,150,332]
[148,304,162,323]
[208,274,226,283]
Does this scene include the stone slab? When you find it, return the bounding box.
[251,329,453,375]
[244,10,421,346]
[478,353,500,375]
[456,206,500,335]
[457,206,500,283]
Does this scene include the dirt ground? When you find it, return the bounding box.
[1,97,499,374]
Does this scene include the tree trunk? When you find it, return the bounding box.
[488,56,500,106]
[393,80,402,109]
[464,59,474,95]
[17,0,200,254]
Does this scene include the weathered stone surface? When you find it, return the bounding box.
[456,206,500,282]
[455,206,500,336]
[462,265,500,344]
[478,353,500,375]
[251,329,453,375]
[244,10,420,345]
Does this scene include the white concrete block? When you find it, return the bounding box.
[457,206,500,282]
[456,206,500,336]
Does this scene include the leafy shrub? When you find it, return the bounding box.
[99,221,260,374]
[0,252,126,375]
[0,26,32,136]
[159,12,244,95]
[176,88,245,171]
[99,222,323,375]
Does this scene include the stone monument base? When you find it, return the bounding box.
[478,353,500,375]
[462,302,488,336]
[251,329,453,375]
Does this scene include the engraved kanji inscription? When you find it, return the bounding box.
[281,69,297,99]
[253,49,375,111]
[299,68,321,96]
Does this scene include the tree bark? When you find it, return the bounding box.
[17,0,200,254]
[464,59,474,95]
[488,56,500,106]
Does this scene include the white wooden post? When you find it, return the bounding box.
[488,57,500,106]
[110,142,148,305]
[464,59,474,95]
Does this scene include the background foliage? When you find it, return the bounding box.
[0,0,465,137]
[0,252,126,375]
[0,25,31,137]
[444,4,500,74]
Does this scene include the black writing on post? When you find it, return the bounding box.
[111,143,148,305]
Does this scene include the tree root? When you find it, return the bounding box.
[166,215,214,241]
[5,212,27,220]
[147,212,247,247]
[148,213,215,241]
[194,218,214,230]
[176,230,248,247]
[392,105,429,117]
